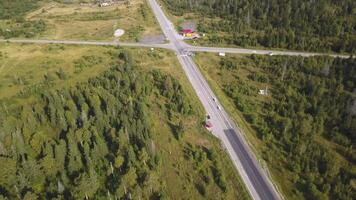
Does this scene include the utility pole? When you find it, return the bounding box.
[281,61,287,81]
[107,190,112,200]
[110,162,114,174]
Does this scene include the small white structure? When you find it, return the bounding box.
[218,52,226,57]
[99,2,110,7]
[259,87,268,95]
[114,29,125,37]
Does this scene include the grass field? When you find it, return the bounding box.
[1,0,162,42]
[0,43,119,99]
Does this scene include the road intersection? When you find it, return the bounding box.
[0,1,351,199]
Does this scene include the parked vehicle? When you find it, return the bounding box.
[205,121,213,129]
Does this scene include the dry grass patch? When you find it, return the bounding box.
[25,0,162,41]
[0,43,116,99]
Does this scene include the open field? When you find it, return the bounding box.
[0,43,118,99]
[1,0,162,42]
[193,52,356,200]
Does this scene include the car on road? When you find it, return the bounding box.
[212,97,216,102]
[217,105,221,110]
[206,114,211,119]
[205,121,213,129]
[268,52,274,56]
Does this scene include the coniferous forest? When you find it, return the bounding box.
[162,0,355,53]
[0,51,249,199]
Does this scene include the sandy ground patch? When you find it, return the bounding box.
[139,35,166,44]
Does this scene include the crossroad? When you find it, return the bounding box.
[0,2,351,199]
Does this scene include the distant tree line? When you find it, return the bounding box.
[162,0,356,53]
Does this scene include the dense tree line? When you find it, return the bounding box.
[162,0,356,53]
[220,55,355,199]
[0,51,245,199]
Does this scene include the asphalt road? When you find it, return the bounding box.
[0,39,172,50]
[0,4,350,200]
[186,45,350,58]
[147,0,281,200]
[1,38,349,59]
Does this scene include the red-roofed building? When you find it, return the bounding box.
[182,29,193,33]
[182,29,194,37]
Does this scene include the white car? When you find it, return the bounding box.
[268,52,274,56]
[217,105,221,110]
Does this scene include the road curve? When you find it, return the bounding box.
[147,0,281,200]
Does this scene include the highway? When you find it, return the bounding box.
[147,0,281,200]
[0,3,350,200]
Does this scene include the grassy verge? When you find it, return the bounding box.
[193,53,266,154]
